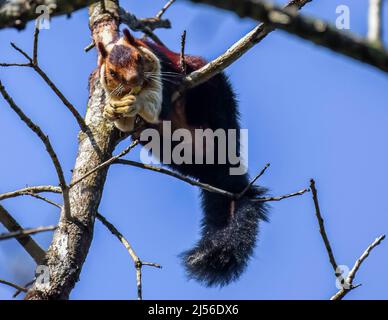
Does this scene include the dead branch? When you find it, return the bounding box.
[69,139,139,189]
[254,188,310,202]
[85,7,171,51]
[0,0,96,30]
[156,0,176,19]
[331,235,385,300]
[2,184,160,300]
[310,179,338,274]
[0,279,28,293]
[96,213,161,300]
[0,205,46,264]
[0,81,71,220]
[0,225,56,240]
[114,159,307,202]
[114,159,235,197]
[188,0,388,75]
[0,186,61,201]
[310,179,385,300]
[237,163,270,199]
[176,0,311,96]
[2,37,89,133]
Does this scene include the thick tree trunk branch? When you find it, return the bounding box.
[0,0,96,30]
[188,0,388,74]
[24,0,121,300]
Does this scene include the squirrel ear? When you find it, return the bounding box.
[123,28,136,46]
[97,42,107,59]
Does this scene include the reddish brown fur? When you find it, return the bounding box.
[98,32,158,98]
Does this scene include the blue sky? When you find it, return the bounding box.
[0,0,387,300]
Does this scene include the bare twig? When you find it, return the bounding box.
[331,235,385,300]
[2,42,89,133]
[368,0,384,47]
[254,188,309,202]
[85,8,171,51]
[237,163,270,199]
[180,30,187,74]
[120,9,172,32]
[115,159,307,203]
[33,26,39,65]
[114,159,235,198]
[310,179,338,274]
[13,279,35,298]
[0,81,71,220]
[0,185,61,201]
[310,179,385,299]
[96,213,161,300]
[0,225,56,240]
[84,41,95,52]
[0,205,46,264]
[69,140,139,188]
[156,0,176,19]
[0,279,28,293]
[24,192,62,209]
[0,62,31,67]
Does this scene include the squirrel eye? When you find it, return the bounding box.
[109,69,117,78]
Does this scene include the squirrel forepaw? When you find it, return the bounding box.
[104,94,140,121]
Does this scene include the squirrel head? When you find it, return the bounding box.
[98,29,159,98]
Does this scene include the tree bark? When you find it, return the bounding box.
[0,0,96,30]
[24,0,120,300]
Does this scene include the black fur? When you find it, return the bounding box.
[144,41,268,287]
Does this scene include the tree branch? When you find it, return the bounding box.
[96,213,161,300]
[187,0,388,76]
[0,186,61,201]
[310,179,385,300]
[114,159,308,203]
[0,279,28,293]
[85,8,171,51]
[69,139,139,189]
[0,225,56,240]
[310,179,338,274]
[0,205,46,264]
[368,0,384,47]
[0,0,96,30]
[3,38,89,133]
[0,81,71,220]
[24,0,122,300]
[156,0,176,19]
[2,184,159,300]
[177,0,311,94]
[331,235,385,300]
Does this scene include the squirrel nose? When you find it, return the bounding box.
[126,72,140,85]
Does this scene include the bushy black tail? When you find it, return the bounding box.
[181,183,267,287]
